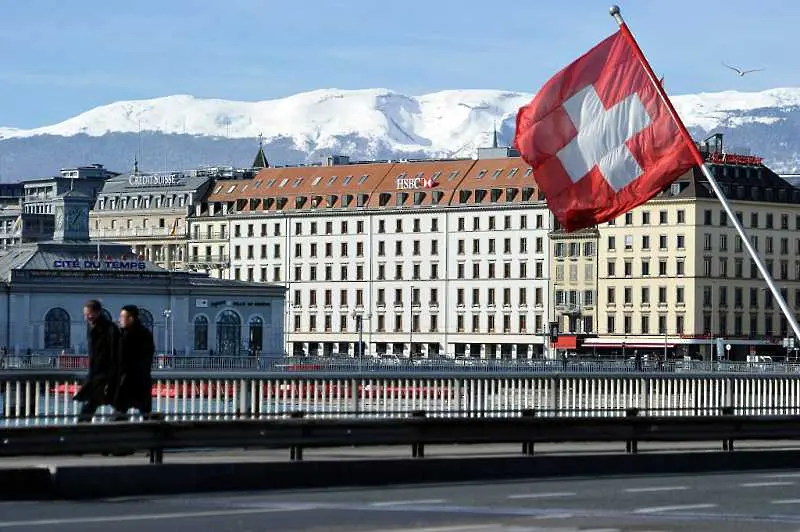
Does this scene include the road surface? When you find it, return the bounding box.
[3,470,800,530]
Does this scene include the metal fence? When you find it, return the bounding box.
[3,369,800,426]
[1,354,797,375]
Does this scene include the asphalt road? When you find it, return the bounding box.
[3,440,800,468]
[3,470,800,531]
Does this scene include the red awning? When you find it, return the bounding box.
[553,335,577,349]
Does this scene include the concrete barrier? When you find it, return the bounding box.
[0,466,52,499]
[21,449,800,500]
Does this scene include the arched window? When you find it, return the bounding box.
[194,315,208,350]
[216,310,241,357]
[44,308,70,349]
[248,316,263,355]
[139,309,154,332]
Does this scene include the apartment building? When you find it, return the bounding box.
[597,156,800,360]
[189,150,553,359]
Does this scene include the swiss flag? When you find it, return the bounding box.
[514,31,696,231]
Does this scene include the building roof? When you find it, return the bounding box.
[0,240,285,296]
[98,171,213,196]
[252,144,270,170]
[205,156,543,214]
[654,162,800,204]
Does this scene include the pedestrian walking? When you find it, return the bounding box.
[113,305,155,418]
[74,299,119,422]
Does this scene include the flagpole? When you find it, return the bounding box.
[609,4,800,344]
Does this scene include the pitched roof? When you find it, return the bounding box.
[252,145,270,170]
[205,157,543,213]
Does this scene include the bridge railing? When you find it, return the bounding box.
[3,369,800,427]
[1,355,797,374]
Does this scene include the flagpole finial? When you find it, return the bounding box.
[609,5,624,25]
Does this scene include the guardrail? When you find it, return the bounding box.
[1,355,796,374]
[3,370,800,427]
[1,411,797,463]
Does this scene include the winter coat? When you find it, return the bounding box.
[113,322,155,413]
[74,316,120,405]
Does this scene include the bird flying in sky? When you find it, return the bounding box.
[722,62,764,76]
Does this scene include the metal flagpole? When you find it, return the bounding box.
[609,5,800,343]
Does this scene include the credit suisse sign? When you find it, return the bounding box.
[128,173,185,187]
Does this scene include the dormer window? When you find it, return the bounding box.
[379,192,391,207]
[521,187,535,201]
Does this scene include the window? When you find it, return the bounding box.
[44,308,70,349]
[248,316,263,354]
[215,310,241,356]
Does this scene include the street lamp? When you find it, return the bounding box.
[162,309,172,356]
[409,285,415,358]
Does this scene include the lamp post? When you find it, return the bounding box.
[409,285,415,358]
[162,309,172,356]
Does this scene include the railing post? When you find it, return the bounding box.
[625,407,639,454]
[550,377,560,416]
[237,379,251,419]
[521,408,535,456]
[411,410,425,458]
[721,406,734,451]
[290,411,305,461]
[350,378,360,415]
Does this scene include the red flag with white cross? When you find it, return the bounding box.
[514,31,696,231]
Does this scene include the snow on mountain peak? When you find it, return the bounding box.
[3,86,800,160]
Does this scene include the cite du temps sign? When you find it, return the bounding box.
[395,176,435,190]
[128,173,185,187]
[53,259,147,271]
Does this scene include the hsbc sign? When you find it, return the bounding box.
[396,176,435,190]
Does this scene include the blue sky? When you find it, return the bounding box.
[0,0,795,128]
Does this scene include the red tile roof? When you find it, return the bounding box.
[206,157,541,213]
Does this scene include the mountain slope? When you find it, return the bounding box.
[1,87,800,180]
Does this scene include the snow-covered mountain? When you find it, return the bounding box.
[2,87,800,180]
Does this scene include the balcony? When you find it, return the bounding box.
[92,227,184,239]
[185,254,230,266]
[556,303,582,315]
[189,232,228,242]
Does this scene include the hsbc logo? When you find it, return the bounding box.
[396,176,435,190]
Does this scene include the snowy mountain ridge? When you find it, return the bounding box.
[2,86,800,179]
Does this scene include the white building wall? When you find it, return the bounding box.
[226,203,552,359]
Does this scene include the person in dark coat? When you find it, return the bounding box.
[113,305,155,417]
[74,299,119,421]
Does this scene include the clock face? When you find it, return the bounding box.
[67,209,84,231]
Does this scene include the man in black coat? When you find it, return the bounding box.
[74,299,119,421]
[113,305,155,417]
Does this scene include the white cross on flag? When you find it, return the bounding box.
[514,31,696,231]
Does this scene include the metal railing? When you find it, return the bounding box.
[4,369,800,427]
[2,411,796,463]
[1,355,797,374]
